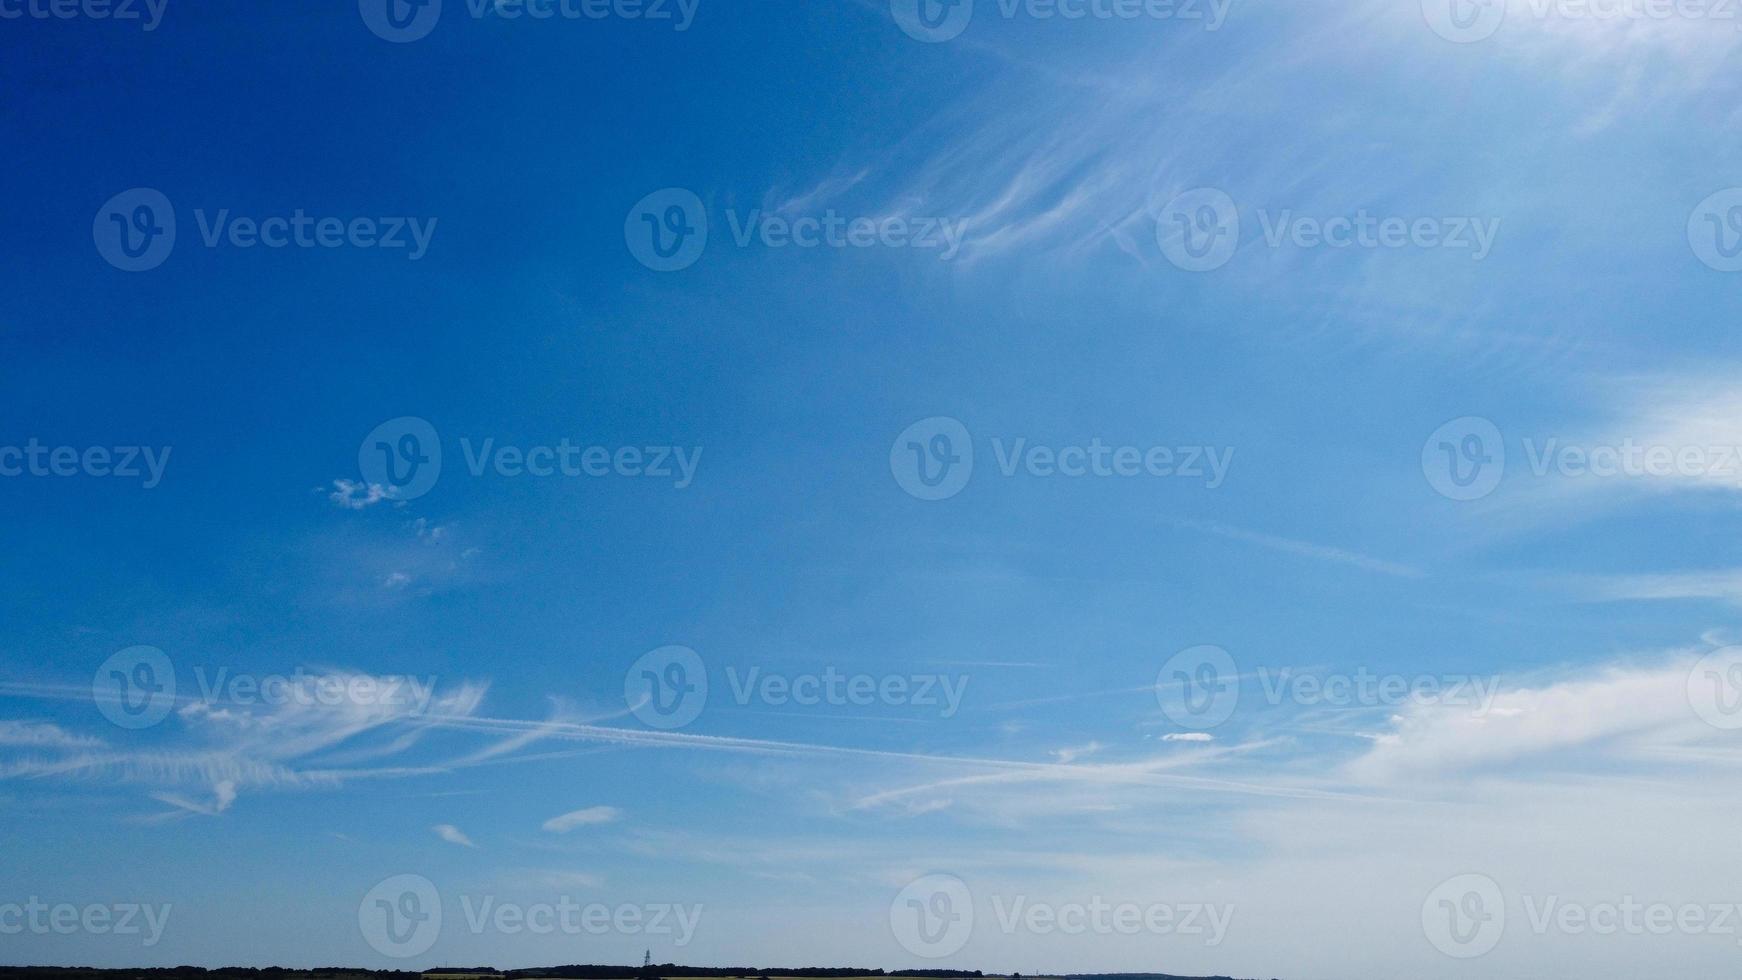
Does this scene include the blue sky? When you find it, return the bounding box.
[5,1,1742,978]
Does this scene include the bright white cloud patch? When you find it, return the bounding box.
[432,823,476,847]
[1345,656,1711,782]
[542,805,621,833]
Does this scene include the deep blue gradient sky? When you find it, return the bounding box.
[5,2,1742,978]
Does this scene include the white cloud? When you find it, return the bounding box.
[327,479,392,510]
[433,823,476,847]
[1577,568,1742,606]
[542,805,621,833]
[0,671,491,820]
[149,779,238,819]
[1172,518,1424,578]
[0,720,104,749]
[1049,741,1103,763]
[1345,655,1711,782]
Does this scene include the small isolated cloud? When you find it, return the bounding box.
[433,823,476,847]
[1050,741,1103,763]
[541,805,621,833]
[1162,732,1215,742]
[382,572,412,589]
[328,479,392,510]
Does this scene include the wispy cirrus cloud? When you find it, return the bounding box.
[542,805,621,833]
[0,670,493,820]
[0,719,105,749]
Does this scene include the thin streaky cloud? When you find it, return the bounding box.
[1171,517,1425,578]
